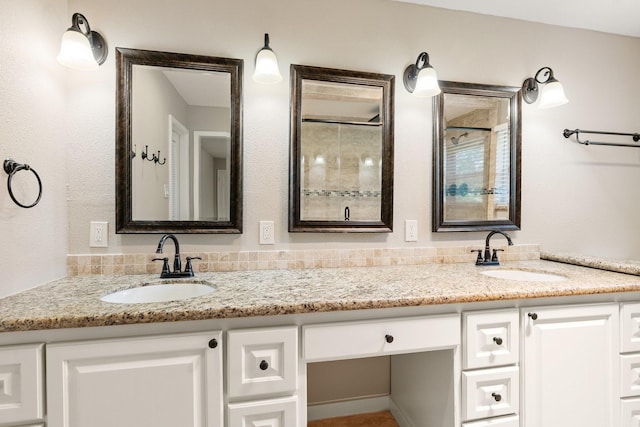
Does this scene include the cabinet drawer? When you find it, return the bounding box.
[463,309,519,369]
[622,354,640,397]
[462,366,519,421]
[622,397,640,427]
[303,314,459,362]
[462,414,519,427]
[227,395,298,426]
[621,303,640,353]
[0,343,44,425]
[227,326,298,399]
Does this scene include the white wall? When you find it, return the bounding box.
[4,0,639,288]
[0,0,68,297]
[131,66,187,220]
[63,0,640,258]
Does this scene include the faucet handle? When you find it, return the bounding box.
[184,256,202,276]
[491,248,505,262]
[152,257,170,275]
[470,249,484,265]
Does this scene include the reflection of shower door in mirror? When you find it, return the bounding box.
[169,116,189,221]
[301,122,382,221]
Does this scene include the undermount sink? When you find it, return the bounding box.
[480,269,567,282]
[101,281,216,304]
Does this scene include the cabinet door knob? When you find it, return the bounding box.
[208,338,218,349]
[492,392,502,402]
[493,337,503,345]
[385,334,394,343]
[259,360,269,371]
[528,313,538,320]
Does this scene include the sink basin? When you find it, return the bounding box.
[101,282,215,304]
[480,269,567,282]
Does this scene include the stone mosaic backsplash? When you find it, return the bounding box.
[303,189,382,198]
[67,244,539,276]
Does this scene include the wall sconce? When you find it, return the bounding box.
[57,13,107,70]
[403,52,441,97]
[522,67,568,109]
[253,33,282,84]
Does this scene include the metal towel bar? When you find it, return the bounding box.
[563,128,640,148]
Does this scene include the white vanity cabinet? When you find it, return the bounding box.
[522,303,619,427]
[461,309,519,426]
[303,314,461,426]
[46,331,223,427]
[226,326,299,426]
[0,344,44,427]
[620,302,640,426]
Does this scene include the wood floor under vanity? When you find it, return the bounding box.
[308,410,399,427]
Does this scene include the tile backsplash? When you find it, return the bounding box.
[67,244,539,276]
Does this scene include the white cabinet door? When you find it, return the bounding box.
[623,398,640,427]
[227,326,298,400]
[228,396,298,426]
[46,331,222,427]
[0,343,43,425]
[462,365,519,421]
[463,309,519,370]
[522,304,619,427]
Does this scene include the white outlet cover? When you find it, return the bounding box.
[90,221,109,248]
[259,221,275,245]
[405,220,418,242]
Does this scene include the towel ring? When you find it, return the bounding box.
[3,159,42,208]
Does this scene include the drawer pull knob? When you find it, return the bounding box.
[492,392,502,402]
[208,339,218,349]
[493,337,503,345]
[528,312,538,320]
[259,360,269,371]
[385,334,394,343]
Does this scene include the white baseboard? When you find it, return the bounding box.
[307,395,390,421]
[389,398,415,427]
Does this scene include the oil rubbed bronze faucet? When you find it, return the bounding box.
[152,234,201,278]
[471,230,514,266]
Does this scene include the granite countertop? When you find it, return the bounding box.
[2,259,640,333]
[541,252,640,275]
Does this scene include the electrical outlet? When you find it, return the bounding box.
[405,220,418,242]
[259,221,275,245]
[90,221,109,248]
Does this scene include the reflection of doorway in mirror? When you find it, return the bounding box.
[169,116,190,221]
[193,131,230,221]
[217,170,229,220]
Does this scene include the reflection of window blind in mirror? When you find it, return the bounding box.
[494,124,510,205]
[445,135,485,201]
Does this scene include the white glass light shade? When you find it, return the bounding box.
[538,80,568,109]
[413,67,441,97]
[57,30,98,70]
[253,48,282,84]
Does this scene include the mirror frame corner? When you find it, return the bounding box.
[115,47,243,234]
[288,64,395,233]
[432,80,522,232]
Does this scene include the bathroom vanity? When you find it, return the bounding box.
[1,259,640,427]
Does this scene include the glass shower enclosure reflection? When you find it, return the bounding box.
[289,64,394,232]
[300,118,382,222]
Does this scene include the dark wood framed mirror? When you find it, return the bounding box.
[289,64,394,232]
[433,81,521,232]
[116,48,243,233]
